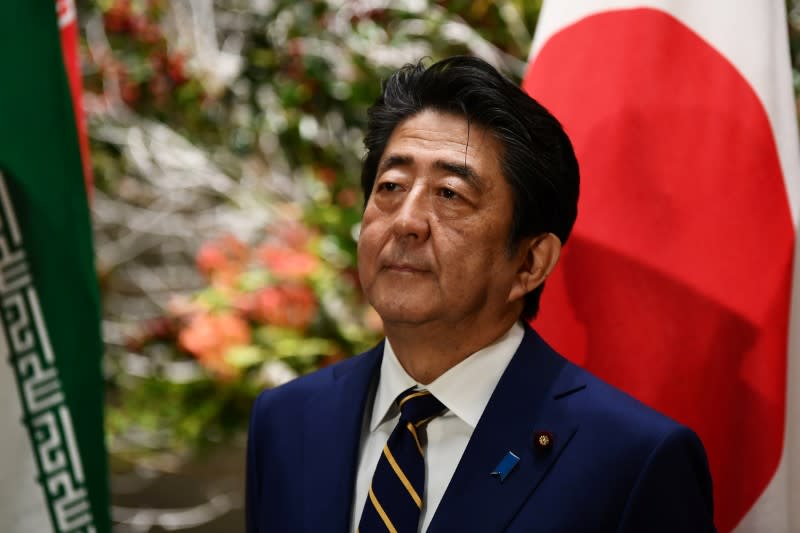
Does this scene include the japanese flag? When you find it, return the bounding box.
[524,2,800,532]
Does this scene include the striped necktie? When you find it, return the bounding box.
[358,387,447,533]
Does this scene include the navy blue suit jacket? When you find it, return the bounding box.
[246,326,715,532]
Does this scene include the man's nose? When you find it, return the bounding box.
[392,185,432,241]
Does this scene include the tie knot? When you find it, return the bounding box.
[396,387,446,426]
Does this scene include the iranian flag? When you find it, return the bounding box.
[525,2,800,532]
[0,1,110,531]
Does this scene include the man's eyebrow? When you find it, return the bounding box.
[377,154,486,191]
[377,154,412,174]
[434,160,485,191]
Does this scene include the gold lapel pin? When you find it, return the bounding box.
[533,431,554,450]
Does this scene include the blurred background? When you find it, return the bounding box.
[69,1,800,531]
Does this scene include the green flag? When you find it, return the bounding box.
[0,2,110,531]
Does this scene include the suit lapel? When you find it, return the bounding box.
[302,342,383,533]
[427,327,584,533]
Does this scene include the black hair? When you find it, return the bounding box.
[361,55,579,319]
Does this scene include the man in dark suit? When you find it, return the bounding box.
[246,56,715,532]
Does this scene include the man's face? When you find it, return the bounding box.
[358,109,526,330]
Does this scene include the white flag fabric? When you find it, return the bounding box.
[524,2,800,531]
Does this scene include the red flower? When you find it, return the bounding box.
[104,0,133,33]
[251,285,318,329]
[196,244,227,276]
[196,234,249,279]
[148,74,171,107]
[276,221,316,250]
[126,316,176,353]
[143,316,175,341]
[167,53,189,85]
[336,187,359,208]
[315,166,338,186]
[120,79,141,105]
[178,312,251,378]
[257,245,319,280]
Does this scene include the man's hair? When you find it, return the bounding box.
[361,55,580,319]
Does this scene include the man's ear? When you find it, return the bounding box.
[508,233,562,303]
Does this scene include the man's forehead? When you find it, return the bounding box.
[382,110,498,160]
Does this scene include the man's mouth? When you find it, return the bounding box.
[384,262,428,273]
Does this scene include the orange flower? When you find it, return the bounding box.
[178,312,251,378]
[232,291,257,317]
[315,166,338,186]
[251,285,318,329]
[196,234,249,277]
[257,245,319,280]
[275,221,316,250]
[336,187,359,208]
[196,244,226,275]
[196,235,250,289]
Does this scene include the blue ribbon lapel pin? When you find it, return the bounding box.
[490,451,520,483]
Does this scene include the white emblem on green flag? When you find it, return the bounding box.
[0,171,97,532]
[0,2,110,531]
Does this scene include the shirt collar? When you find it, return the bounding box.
[369,321,525,431]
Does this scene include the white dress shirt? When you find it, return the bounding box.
[350,322,525,532]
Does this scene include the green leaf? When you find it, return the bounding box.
[225,345,265,368]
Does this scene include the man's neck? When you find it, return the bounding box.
[383,313,521,384]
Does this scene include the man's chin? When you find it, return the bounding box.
[369,304,439,329]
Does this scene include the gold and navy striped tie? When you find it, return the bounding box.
[357,387,447,533]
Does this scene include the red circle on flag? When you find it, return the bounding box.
[524,8,792,531]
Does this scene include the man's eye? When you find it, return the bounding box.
[377,182,398,192]
[439,188,459,199]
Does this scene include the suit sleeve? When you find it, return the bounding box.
[617,426,716,533]
[246,392,265,533]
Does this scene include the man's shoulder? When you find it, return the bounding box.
[573,363,683,433]
[526,330,699,450]
[511,331,714,531]
[250,342,382,423]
